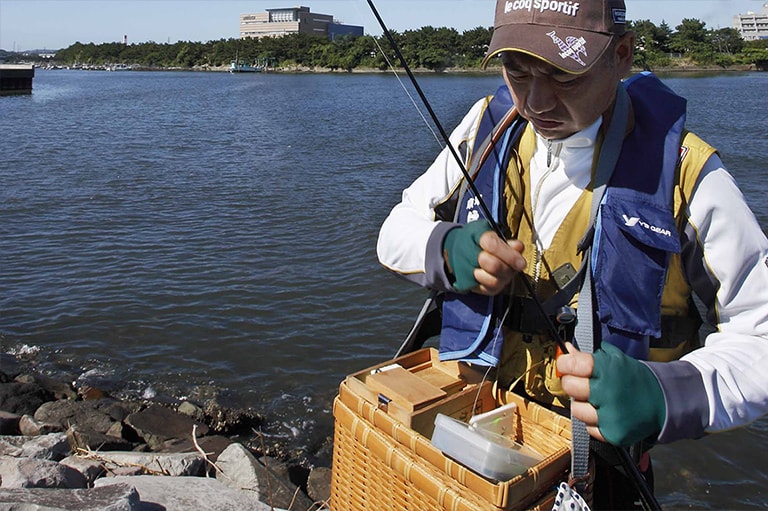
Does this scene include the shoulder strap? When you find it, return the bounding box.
[571,82,630,489]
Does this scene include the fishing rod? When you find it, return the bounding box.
[366,3,662,510]
[365,0,568,356]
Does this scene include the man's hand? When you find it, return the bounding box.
[558,340,667,447]
[557,343,605,441]
[443,220,526,295]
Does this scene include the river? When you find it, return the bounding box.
[1,69,766,509]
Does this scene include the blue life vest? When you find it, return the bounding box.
[439,72,686,366]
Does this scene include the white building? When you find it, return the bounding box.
[240,6,363,40]
[733,3,768,40]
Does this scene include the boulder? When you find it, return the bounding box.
[125,405,208,450]
[176,401,205,422]
[0,483,140,511]
[34,400,135,434]
[307,466,333,505]
[0,456,87,489]
[0,433,70,461]
[0,412,20,436]
[160,434,233,462]
[0,355,21,380]
[203,400,263,435]
[95,475,278,511]
[19,415,61,436]
[215,443,314,511]
[14,374,77,401]
[0,383,53,416]
[66,425,137,453]
[59,455,106,485]
[74,451,205,477]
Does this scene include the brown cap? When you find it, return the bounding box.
[483,0,627,73]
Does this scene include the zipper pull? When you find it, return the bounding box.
[547,139,553,168]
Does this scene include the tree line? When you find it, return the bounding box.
[7,18,768,71]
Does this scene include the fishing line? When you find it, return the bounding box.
[469,298,513,418]
[369,32,444,148]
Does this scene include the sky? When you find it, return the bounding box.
[1,0,766,51]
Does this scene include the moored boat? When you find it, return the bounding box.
[228,61,261,73]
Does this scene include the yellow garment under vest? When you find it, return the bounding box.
[496,124,717,407]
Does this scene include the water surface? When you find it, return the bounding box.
[1,69,766,508]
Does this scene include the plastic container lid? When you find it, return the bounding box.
[431,412,544,481]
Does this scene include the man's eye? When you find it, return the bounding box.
[505,71,529,82]
[554,77,580,88]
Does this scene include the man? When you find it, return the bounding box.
[377,0,768,507]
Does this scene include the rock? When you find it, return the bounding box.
[216,443,314,511]
[13,373,77,401]
[95,475,278,511]
[258,455,290,481]
[35,375,78,401]
[0,433,70,461]
[176,401,205,422]
[125,405,208,450]
[0,456,87,489]
[73,368,122,398]
[66,425,136,453]
[59,455,106,485]
[0,355,21,380]
[307,466,332,505]
[19,415,61,436]
[204,400,263,435]
[0,412,20,436]
[79,385,109,400]
[78,451,205,477]
[0,383,54,416]
[35,399,140,435]
[105,421,128,439]
[160,434,232,462]
[0,483,140,511]
[107,466,145,477]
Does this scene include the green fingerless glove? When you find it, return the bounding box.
[443,219,492,293]
[589,342,666,447]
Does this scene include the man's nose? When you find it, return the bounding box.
[526,78,557,114]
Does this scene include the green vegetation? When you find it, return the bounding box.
[5,18,768,71]
[42,28,492,72]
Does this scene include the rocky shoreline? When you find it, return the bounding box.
[0,352,331,510]
[41,61,761,74]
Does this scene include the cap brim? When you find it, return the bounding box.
[482,24,613,74]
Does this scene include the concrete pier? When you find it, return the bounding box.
[0,64,35,95]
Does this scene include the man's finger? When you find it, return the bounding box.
[570,399,599,426]
[479,232,526,270]
[571,399,607,442]
[472,268,508,296]
[586,425,607,443]
[557,343,595,378]
[561,374,591,401]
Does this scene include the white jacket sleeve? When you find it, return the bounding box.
[648,153,768,442]
[376,98,488,290]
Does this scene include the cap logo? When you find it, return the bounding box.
[546,31,588,67]
[504,0,581,17]
[612,8,626,25]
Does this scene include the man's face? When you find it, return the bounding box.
[501,45,626,140]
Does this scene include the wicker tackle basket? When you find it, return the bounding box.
[330,349,571,511]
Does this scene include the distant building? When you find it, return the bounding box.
[733,3,768,40]
[239,6,363,40]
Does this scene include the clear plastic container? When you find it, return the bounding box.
[468,401,518,436]
[431,412,544,481]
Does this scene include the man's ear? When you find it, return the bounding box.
[615,32,635,76]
